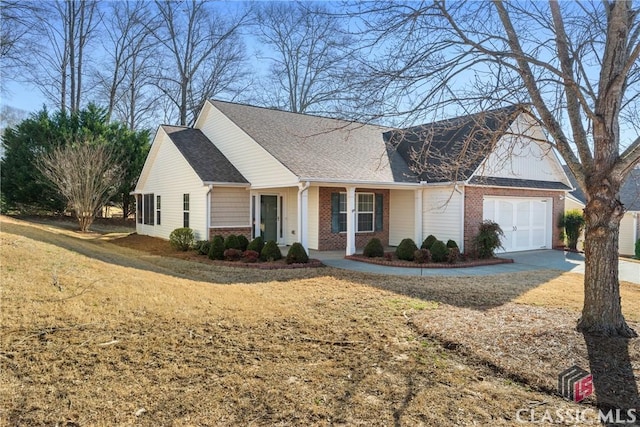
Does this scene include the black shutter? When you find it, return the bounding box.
[375,193,383,231]
[331,193,340,233]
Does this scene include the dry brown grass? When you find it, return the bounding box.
[1,216,637,426]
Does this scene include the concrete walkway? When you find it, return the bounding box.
[310,249,640,284]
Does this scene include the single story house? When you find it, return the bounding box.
[563,166,640,256]
[134,100,573,255]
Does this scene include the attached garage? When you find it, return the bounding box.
[483,196,553,252]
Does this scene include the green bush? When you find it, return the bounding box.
[421,235,437,250]
[413,248,431,264]
[474,221,504,259]
[169,227,194,251]
[237,235,249,251]
[430,240,449,262]
[208,235,225,260]
[446,239,459,249]
[363,237,384,258]
[224,234,241,250]
[635,239,640,259]
[396,238,418,261]
[286,242,309,264]
[559,210,585,250]
[247,236,265,253]
[260,240,282,261]
[195,240,210,256]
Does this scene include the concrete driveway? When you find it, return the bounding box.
[313,249,639,284]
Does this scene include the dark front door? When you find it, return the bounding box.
[261,195,278,242]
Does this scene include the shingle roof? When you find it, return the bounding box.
[562,165,640,210]
[210,100,417,183]
[468,176,571,190]
[162,125,248,184]
[383,105,524,183]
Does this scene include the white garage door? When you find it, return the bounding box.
[483,197,552,252]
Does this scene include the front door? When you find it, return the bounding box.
[260,195,278,242]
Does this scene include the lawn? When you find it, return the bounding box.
[1,216,638,426]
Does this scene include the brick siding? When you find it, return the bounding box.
[317,187,390,251]
[463,186,565,251]
[209,227,252,241]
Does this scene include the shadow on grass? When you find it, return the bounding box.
[1,220,325,285]
[582,334,640,424]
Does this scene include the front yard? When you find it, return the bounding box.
[1,216,638,425]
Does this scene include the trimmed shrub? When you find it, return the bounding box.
[237,235,249,251]
[430,240,449,262]
[446,239,459,250]
[224,234,241,250]
[413,248,431,264]
[195,240,210,256]
[224,248,242,261]
[169,227,194,251]
[243,250,260,263]
[559,210,585,251]
[261,240,282,261]
[363,237,384,258]
[208,235,225,260]
[247,236,264,253]
[474,221,504,259]
[635,239,640,259]
[396,238,418,261]
[286,242,309,264]
[447,247,460,264]
[422,235,437,250]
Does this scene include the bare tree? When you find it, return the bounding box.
[94,0,160,130]
[0,1,44,89]
[37,141,122,232]
[254,2,357,114]
[150,0,249,126]
[25,0,101,113]
[358,1,640,337]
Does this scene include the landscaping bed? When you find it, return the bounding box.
[346,252,514,268]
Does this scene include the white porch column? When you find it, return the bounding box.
[297,182,310,252]
[346,186,356,256]
[414,188,423,245]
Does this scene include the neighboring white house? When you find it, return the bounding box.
[564,166,640,256]
[134,100,572,255]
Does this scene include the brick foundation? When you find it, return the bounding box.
[317,187,390,251]
[463,186,565,251]
[209,227,252,241]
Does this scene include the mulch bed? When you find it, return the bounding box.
[111,233,325,270]
[346,253,514,268]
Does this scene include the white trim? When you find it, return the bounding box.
[414,188,423,244]
[210,225,251,229]
[466,183,568,192]
[346,186,356,256]
[202,181,250,187]
[456,184,465,252]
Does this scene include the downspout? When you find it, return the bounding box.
[633,213,638,249]
[297,181,310,252]
[206,185,213,240]
[454,183,465,252]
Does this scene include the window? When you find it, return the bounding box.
[137,195,143,224]
[331,192,383,233]
[357,193,374,232]
[156,195,161,225]
[183,194,190,228]
[143,193,154,225]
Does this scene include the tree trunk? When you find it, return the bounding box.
[577,178,637,338]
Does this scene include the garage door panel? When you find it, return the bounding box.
[483,197,551,252]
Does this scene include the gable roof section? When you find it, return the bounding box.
[563,165,640,210]
[162,125,248,184]
[383,105,524,183]
[209,100,416,184]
